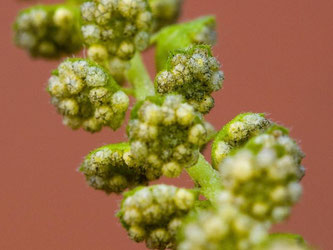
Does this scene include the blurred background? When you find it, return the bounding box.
[1,0,332,249]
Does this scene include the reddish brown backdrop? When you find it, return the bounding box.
[1,0,332,249]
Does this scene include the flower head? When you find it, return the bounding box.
[212,113,271,168]
[14,5,82,58]
[256,233,311,250]
[127,94,208,179]
[48,58,129,132]
[80,143,148,193]
[81,0,152,60]
[118,184,197,249]
[153,16,217,70]
[155,45,224,113]
[149,0,183,31]
[219,126,305,223]
[178,201,269,250]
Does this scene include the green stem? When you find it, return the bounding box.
[126,52,155,101]
[186,154,223,203]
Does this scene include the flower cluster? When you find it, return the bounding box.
[155,45,224,113]
[178,201,269,250]
[14,5,82,58]
[256,234,310,250]
[153,16,217,70]
[219,126,305,223]
[81,0,152,60]
[149,0,183,31]
[48,58,129,132]
[127,95,207,179]
[79,143,148,194]
[212,113,271,168]
[118,185,197,249]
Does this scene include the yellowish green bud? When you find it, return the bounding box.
[212,113,271,168]
[79,142,148,194]
[118,184,197,249]
[47,58,129,132]
[14,4,82,58]
[81,0,152,60]
[127,95,208,180]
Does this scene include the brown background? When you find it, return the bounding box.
[1,0,332,249]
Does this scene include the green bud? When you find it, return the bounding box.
[81,0,152,61]
[152,16,217,71]
[255,233,311,250]
[127,95,208,180]
[155,45,224,113]
[148,0,183,32]
[212,113,271,169]
[118,184,197,249]
[219,126,305,223]
[47,58,129,132]
[79,142,148,194]
[178,202,269,250]
[13,4,82,58]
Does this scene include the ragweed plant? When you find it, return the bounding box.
[14,0,312,249]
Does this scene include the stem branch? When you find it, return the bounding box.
[126,52,155,101]
[186,154,223,203]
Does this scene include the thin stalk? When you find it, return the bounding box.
[186,154,223,203]
[126,52,155,101]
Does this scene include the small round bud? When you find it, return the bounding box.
[81,0,152,60]
[155,45,223,113]
[118,185,197,248]
[14,5,82,58]
[48,59,129,132]
[128,95,208,180]
[212,113,271,168]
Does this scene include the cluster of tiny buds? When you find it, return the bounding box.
[118,184,196,249]
[14,5,82,58]
[81,0,152,60]
[127,94,208,180]
[178,201,269,250]
[219,127,304,223]
[257,234,311,250]
[80,143,147,193]
[212,113,271,168]
[155,45,224,113]
[48,59,129,132]
[149,0,183,31]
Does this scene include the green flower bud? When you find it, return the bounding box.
[47,58,129,132]
[255,233,311,250]
[219,126,305,223]
[81,0,152,60]
[13,5,82,58]
[148,0,183,32]
[118,184,197,249]
[155,45,224,113]
[127,95,208,180]
[79,142,148,194]
[178,202,269,250]
[152,16,217,71]
[212,113,271,169]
